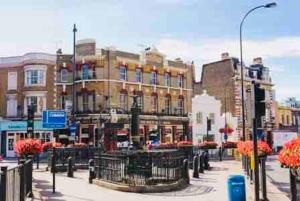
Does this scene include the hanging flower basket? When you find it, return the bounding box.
[177,141,193,147]
[222,141,237,149]
[278,138,300,171]
[42,142,62,152]
[237,140,271,157]
[14,139,42,158]
[157,143,177,149]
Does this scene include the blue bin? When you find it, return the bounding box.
[227,175,246,201]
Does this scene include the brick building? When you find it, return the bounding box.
[55,39,195,147]
[194,53,275,142]
[0,53,56,157]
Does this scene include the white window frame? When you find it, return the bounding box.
[196,112,203,124]
[7,72,17,90]
[61,69,69,82]
[209,113,215,125]
[24,65,47,87]
[6,95,17,117]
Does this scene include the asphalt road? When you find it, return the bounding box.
[266,155,291,198]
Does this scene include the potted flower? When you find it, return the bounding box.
[14,139,42,159]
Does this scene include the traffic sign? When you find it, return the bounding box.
[42,110,67,129]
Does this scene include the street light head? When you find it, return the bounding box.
[264,2,277,8]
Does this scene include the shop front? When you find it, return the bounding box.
[0,120,53,157]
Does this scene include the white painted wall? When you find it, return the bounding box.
[192,91,223,145]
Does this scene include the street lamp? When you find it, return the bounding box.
[239,2,277,142]
[239,3,276,201]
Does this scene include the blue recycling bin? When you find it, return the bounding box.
[227,175,246,201]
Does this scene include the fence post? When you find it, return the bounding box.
[19,159,26,201]
[52,147,56,194]
[183,159,189,184]
[259,157,267,201]
[27,157,33,198]
[89,159,95,184]
[290,169,298,201]
[36,154,40,170]
[67,157,74,178]
[193,155,199,178]
[0,166,8,201]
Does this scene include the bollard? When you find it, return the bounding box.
[193,155,199,178]
[19,159,26,201]
[199,155,204,173]
[67,157,74,178]
[183,159,190,184]
[219,147,223,162]
[89,159,95,184]
[203,151,210,170]
[36,154,40,170]
[51,147,56,194]
[0,166,8,201]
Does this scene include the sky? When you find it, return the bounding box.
[0,0,299,102]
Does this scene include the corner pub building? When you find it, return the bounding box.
[55,39,195,149]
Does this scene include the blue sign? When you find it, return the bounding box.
[43,110,66,129]
[69,123,77,136]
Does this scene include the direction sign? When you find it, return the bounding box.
[43,110,67,129]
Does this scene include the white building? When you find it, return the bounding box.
[192,91,238,145]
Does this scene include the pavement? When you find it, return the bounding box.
[266,155,291,198]
[30,160,251,201]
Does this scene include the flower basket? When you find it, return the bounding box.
[42,142,62,152]
[157,143,177,149]
[177,141,193,148]
[222,141,237,149]
[278,137,300,170]
[199,141,218,149]
[237,140,271,157]
[14,139,42,158]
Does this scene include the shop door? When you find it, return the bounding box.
[6,134,15,157]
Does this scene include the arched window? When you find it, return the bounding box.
[165,94,171,114]
[61,69,68,82]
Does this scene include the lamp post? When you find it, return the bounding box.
[239,3,276,201]
[239,2,276,142]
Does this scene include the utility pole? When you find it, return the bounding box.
[72,24,77,142]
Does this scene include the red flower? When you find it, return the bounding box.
[14,139,42,157]
[199,141,218,149]
[177,141,193,147]
[237,140,271,157]
[278,137,300,168]
[42,142,62,152]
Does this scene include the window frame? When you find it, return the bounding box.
[177,74,184,88]
[61,69,69,82]
[119,65,127,81]
[150,71,157,85]
[164,72,171,87]
[135,68,143,83]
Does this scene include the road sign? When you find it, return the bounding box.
[69,122,77,136]
[43,110,66,129]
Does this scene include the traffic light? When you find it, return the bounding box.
[254,83,266,128]
[27,105,34,138]
[207,119,212,131]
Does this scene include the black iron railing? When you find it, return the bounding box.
[47,147,102,172]
[95,150,186,186]
[0,159,33,201]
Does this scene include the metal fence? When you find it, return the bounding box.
[0,159,33,201]
[47,147,102,172]
[95,150,185,186]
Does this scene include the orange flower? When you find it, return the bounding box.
[14,139,42,157]
[278,137,300,168]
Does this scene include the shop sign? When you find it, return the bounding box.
[43,110,66,129]
[0,121,53,131]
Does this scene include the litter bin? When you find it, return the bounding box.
[227,175,246,201]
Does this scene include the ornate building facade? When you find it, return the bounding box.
[55,39,195,147]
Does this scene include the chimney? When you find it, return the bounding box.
[221,52,230,60]
[253,57,263,65]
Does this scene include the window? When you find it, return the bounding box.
[26,70,45,86]
[82,64,90,80]
[83,93,89,112]
[150,71,157,85]
[27,96,38,113]
[164,72,171,87]
[120,93,128,110]
[165,96,171,114]
[120,66,127,81]
[7,72,17,90]
[287,115,290,125]
[151,95,158,112]
[196,112,203,124]
[136,95,143,110]
[61,69,68,82]
[136,68,143,82]
[209,113,215,125]
[7,96,17,117]
[177,98,184,114]
[177,74,183,88]
[281,115,285,124]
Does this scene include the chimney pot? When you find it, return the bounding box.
[221,52,230,60]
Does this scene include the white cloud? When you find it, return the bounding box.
[157,37,300,65]
[275,86,300,102]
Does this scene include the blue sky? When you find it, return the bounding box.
[0,0,299,102]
